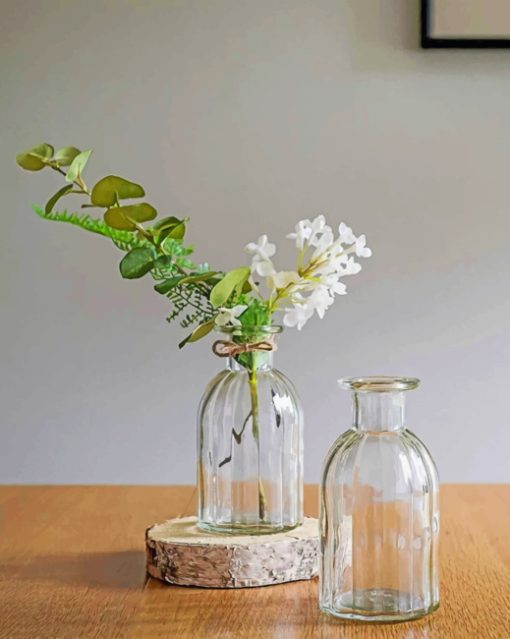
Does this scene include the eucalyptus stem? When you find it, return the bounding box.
[248,362,267,522]
[50,164,91,196]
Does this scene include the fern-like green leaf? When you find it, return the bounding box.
[164,284,215,328]
[33,205,146,251]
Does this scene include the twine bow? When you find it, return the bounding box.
[212,339,277,358]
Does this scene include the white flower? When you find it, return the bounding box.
[215,305,248,327]
[338,256,362,276]
[269,270,300,290]
[306,286,335,319]
[245,234,276,261]
[338,222,357,245]
[244,215,371,332]
[311,227,334,260]
[310,255,342,276]
[318,273,347,295]
[246,234,277,278]
[308,215,332,248]
[329,280,347,295]
[354,234,372,258]
[286,215,332,251]
[253,258,276,277]
[286,220,312,250]
[283,304,314,330]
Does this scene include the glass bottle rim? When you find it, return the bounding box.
[215,325,283,335]
[340,376,420,392]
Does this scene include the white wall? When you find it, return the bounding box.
[2,0,509,484]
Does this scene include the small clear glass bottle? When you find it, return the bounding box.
[320,377,439,622]
[197,325,303,534]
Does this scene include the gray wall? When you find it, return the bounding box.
[2,0,509,484]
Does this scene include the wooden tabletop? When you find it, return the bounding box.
[0,485,509,639]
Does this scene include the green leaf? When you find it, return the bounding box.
[65,149,92,183]
[104,203,157,230]
[154,271,218,295]
[237,298,270,327]
[32,205,146,252]
[54,146,81,166]
[103,209,133,230]
[91,175,145,207]
[178,319,216,349]
[180,271,219,284]
[45,184,74,214]
[210,267,251,308]
[153,216,181,231]
[240,280,252,294]
[119,247,156,279]
[167,221,186,240]
[16,143,54,171]
[118,203,157,223]
[154,276,184,294]
[153,255,172,268]
[16,153,46,171]
[32,143,54,158]
[154,217,186,244]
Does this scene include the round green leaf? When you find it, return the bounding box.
[210,267,251,308]
[54,146,81,166]
[65,150,92,183]
[16,153,46,171]
[16,143,54,171]
[118,203,157,223]
[119,247,156,279]
[104,203,157,230]
[91,175,145,207]
[26,143,53,158]
[33,143,54,158]
[45,184,74,214]
[104,208,134,230]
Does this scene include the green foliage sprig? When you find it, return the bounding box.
[17,142,224,345]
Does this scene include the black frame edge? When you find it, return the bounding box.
[421,0,510,49]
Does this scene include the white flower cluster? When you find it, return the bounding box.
[245,215,371,330]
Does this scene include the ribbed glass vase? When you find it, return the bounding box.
[197,326,303,534]
[320,376,439,622]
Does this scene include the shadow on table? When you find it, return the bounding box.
[0,550,146,590]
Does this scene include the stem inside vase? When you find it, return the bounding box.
[248,362,267,522]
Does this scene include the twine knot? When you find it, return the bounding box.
[212,339,277,358]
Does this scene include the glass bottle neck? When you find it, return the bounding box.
[217,326,281,373]
[353,391,405,432]
[227,352,274,372]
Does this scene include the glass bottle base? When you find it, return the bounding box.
[197,520,301,535]
[321,589,439,623]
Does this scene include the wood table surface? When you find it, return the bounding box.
[0,485,509,639]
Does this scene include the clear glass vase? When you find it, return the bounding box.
[320,377,439,622]
[197,325,303,534]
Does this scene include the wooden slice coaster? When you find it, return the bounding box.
[146,516,319,588]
